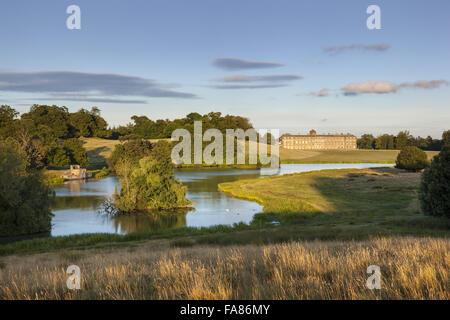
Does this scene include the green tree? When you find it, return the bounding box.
[395,146,430,171]
[442,130,450,146]
[69,107,109,138]
[21,105,73,139]
[114,141,190,212]
[0,105,19,138]
[395,131,410,149]
[108,138,153,172]
[0,139,53,237]
[63,138,89,168]
[47,145,70,167]
[419,146,450,217]
[375,134,395,150]
[357,134,375,149]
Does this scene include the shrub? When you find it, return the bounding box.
[93,166,109,179]
[419,146,450,218]
[395,146,429,171]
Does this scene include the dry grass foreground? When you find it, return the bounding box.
[0,237,448,299]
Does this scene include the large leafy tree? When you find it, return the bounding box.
[0,139,53,237]
[357,134,375,149]
[113,141,190,212]
[63,138,89,168]
[21,104,73,139]
[375,134,395,150]
[69,107,110,138]
[395,131,411,149]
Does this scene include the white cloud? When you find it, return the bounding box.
[342,80,448,94]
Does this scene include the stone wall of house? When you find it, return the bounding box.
[280,132,357,150]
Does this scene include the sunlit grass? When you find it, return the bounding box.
[280,148,439,163]
[0,237,448,299]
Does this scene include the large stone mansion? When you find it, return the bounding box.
[280,130,357,150]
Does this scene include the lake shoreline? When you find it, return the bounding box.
[2,163,449,257]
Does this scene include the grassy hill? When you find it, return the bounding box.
[81,138,169,169]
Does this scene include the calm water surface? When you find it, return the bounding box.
[51,163,391,236]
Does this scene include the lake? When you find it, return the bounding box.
[51,163,392,236]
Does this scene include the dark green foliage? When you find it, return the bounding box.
[20,105,110,139]
[0,105,19,138]
[443,130,450,146]
[375,134,395,150]
[126,112,253,139]
[357,134,375,149]
[395,131,410,149]
[358,131,444,151]
[0,140,53,237]
[63,138,89,168]
[396,146,430,171]
[69,107,110,138]
[0,105,106,169]
[47,145,70,167]
[108,138,153,172]
[21,105,72,139]
[419,146,450,218]
[114,141,190,212]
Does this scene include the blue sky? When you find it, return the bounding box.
[0,0,449,137]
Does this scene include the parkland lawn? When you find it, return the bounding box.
[280,148,439,163]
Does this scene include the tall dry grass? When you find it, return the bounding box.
[0,237,448,300]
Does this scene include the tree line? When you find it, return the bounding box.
[357,130,450,151]
[0,104,254,170]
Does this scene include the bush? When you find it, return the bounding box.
[395,146,429,171]
[419,146,450,218]
[93,166,109,179]
[0,140,53,237]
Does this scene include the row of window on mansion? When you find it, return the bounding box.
[279,130,357,150]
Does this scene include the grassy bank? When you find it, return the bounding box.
[0,237,448,299]
[219,167,450,237]
[279,148,439,163]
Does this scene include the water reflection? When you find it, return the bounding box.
[51,163,391,236]
[112,211,188,234]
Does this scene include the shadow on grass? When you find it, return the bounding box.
[86,146,109,169]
